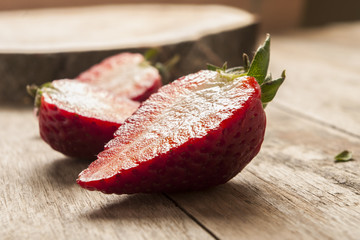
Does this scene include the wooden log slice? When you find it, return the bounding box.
[0,4,258,104]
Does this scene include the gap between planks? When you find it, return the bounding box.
[163,193,220,240]
[162,101,360,239]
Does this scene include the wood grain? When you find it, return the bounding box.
[269,22,360,137]
[165,23,360,239]
[169,106,360,239]
[1,18,360,240]
[0,108,214,240]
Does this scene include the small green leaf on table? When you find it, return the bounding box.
[334,150,353,163]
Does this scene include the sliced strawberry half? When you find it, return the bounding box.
[77,52,162,102]
[77,35,285,193]
[32,79,140,160]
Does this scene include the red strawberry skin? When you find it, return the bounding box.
[77,52,162,102]
[38,80,140,159]
[77,70,266,193]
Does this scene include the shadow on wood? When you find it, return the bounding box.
[79,181,262,222]
[169,181,266,219]
[82,193,179,220]
[43,157,91,186]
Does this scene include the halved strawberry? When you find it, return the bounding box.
[77,52,162,102]
[29,80,140,160]
[77,35,285,193]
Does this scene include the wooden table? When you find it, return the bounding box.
[1,22,360,239]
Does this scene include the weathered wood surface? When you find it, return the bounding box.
[170,106,360,239]
[0,4,258,104]
[0,108,213,240]
[270,22,360,137]
[1,22,360,240]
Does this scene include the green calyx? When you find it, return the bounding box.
[26,82,57,109]
[207,62,244,80]
[143,48,180,84]
[207,34,286,108]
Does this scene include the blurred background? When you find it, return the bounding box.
[1,0,359,105]
[1,0,360,33]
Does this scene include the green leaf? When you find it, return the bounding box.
[263,74,273,84]
[206,63,219,71]
[26,84,38,98]
[221,62,228,71]
[207,62,227,72]
[225,66,246,74]
[144,48,159,62]
[242,53,250,72]
[247,34,270,85]
[207,34,285,108]
[155,54,180,83]
[261,70,286,108]
[26,82,58,109]
[334,150,353,162]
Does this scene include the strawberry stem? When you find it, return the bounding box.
[207,34,285,109]
[144,48,159,62]
[26,84,38,98]
[26,82,57,109]
[242,53,250,72]
[155,55,180,83]
[144,48,180,83]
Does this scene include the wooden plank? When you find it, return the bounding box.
[166,25,360,238]
[169,105,360,239]
[269,22,360,136]
[2,20,360,240]
[0,108,214,240]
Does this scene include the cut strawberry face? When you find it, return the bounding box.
[35,80,140,159]
[78,71,265,193]
[77,53,162,102]
[77,35,285,193]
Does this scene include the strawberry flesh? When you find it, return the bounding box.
[77,70,266,193]
[39,80,140,159]
[77,53,162,102]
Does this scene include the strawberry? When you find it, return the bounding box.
[76,52,162,102]
[77,35,285,193]
[28,80,140,160]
